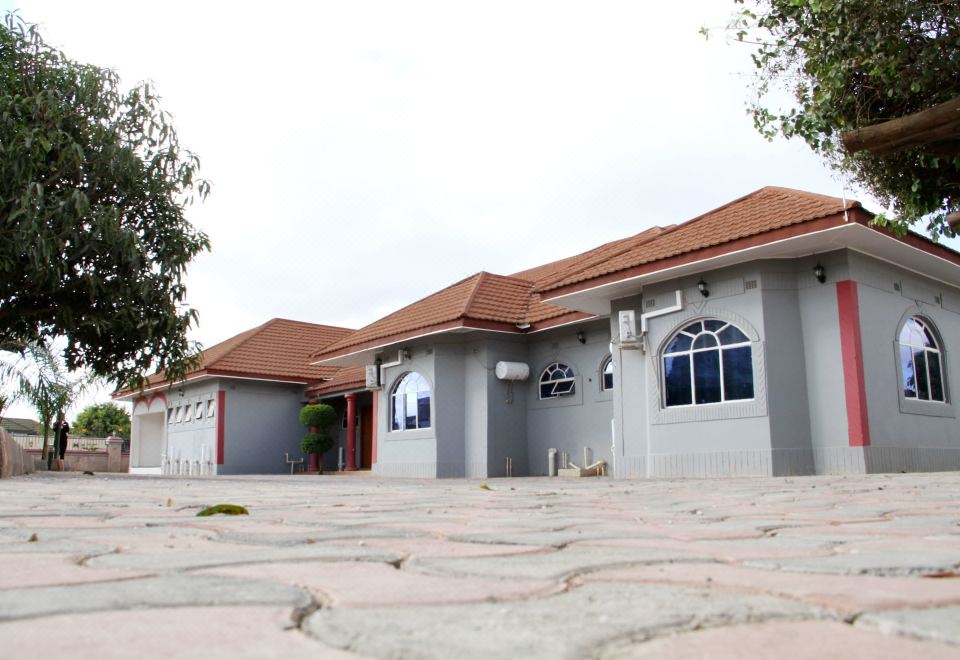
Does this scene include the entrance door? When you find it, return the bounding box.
[360,406,373,469]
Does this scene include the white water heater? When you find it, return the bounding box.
[495,361,530,381]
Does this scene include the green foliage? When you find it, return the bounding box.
[301,431,334,456]
[0,13,210,388]
[196,504,249,517]
[73,402,130,438]
[730,1,960,236]
[0,340,90,457]
[299,403,337,430]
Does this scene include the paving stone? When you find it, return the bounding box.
[86,543,401,572]
[447,527,660,548]
[200,560,565,607]
[0,607,355,660]
[576,563,960,614]
[0,553,150,589]
[216,527,425,546]
[858,605,960,646]
[304,582,823,659]
[0,574,310,621]
[745,547,960,576]
[409,545,709,580]
[599,620,960,659]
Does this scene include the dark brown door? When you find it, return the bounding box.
[360,406,373,469]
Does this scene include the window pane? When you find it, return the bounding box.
[693,349,721,404]
[554,379,575,395]
[928,351,945,402]
[682,322,702,335]
[665,333,692,354]
[405,393,418,428]
[417,391,431,428]
[704,320,725,332]
[901,345,917,398]
[664,355,692,406]
[718,325,748,345]
[540,382,554,399]
[722,346,754,400]
[693,334,718,350]
[392,395,404,430]
[914,350,930,400]
[921,325,937,349]
[603,371,614,391]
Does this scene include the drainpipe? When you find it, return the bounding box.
[638,289,683,477]
[378,350,405,385]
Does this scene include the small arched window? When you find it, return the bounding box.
[601,355,614,391]
[899,317,946,402]
[391,372,431,431]
[539,362,576,399]
[663,319,753,407]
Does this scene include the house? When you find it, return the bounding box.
[0,418,42,436]
[115,318,353,475]
[311,187,960,478]
[121,186,960,478]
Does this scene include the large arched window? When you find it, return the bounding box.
[899,317,946,402]
[391,372,431,431]
[663,319,753,407]
[539,362,576,399]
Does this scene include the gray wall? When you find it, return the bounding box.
[221,379,306,475]
[376,348,439,477]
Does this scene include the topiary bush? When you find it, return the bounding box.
[301,431,334,455]
[299,403,337,430]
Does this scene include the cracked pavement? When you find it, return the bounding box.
[0,472,958,658]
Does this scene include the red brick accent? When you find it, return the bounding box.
[836,281,871,446]
[345,393,358,471]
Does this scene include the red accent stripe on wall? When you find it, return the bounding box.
[370,390,378,467]
[216,390,226,465]
[836,281,871,446]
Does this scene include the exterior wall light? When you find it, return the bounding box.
[697,278,710,298]
[576,330,586,344]
[814,263,826,283]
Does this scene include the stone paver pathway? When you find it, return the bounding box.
[0,472,958,659]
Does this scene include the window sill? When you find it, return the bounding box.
[898,398,955,418]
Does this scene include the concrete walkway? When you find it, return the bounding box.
[0,472,958,659]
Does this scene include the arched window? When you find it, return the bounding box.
[899,317,945,402]
[539,362,576,399]
[391,372,431,431]
[663,319,753,407]
[601,355,614,391]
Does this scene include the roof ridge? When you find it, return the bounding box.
[461,271,488,317]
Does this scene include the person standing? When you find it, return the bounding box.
[56,417,69,471]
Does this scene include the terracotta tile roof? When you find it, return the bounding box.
[536,187,859,293]
[119,318,354,394]
[305,367,367,397]
[313,186,864,362]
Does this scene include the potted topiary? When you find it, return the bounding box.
[299,403,337,473]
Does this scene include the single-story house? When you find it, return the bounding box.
[121,186,960,478]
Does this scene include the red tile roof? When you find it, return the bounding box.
[305,367,367,397]
[536,187,860,293]
[118,318,354,395]
[310,187,879,364]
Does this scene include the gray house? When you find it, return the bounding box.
[311,187,960,478]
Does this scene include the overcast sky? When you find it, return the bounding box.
[2,1,908,420]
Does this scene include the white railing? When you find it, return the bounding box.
[12,435,112,452]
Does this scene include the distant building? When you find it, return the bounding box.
[0,417,41,436]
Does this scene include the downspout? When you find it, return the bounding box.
[379,350,405,385]
[638,289,684,477]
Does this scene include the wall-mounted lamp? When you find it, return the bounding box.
[813,263,826,283]
[697,278,710,298]
[177,388,184,397]
[402,349,412,360]
[576,330,586,344]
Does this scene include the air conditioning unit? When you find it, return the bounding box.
[618,310,640,349]
[364,365,381,389]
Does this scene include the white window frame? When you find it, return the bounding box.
[662,320,754,408]
[539,362,576,400]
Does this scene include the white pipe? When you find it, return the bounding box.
[379,350,405,386]
[639,289,684,352]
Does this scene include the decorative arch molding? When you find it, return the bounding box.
[133,392,168,415]
[647,309,768,425]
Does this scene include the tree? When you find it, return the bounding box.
[728,1,960,237]
[0,12,209,389]
[73,402,130,439]
[1,341,90,459]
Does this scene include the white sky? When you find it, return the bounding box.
[2,1,937,421]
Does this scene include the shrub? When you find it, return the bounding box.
[301,432,333,456]
[299,403,337,430]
